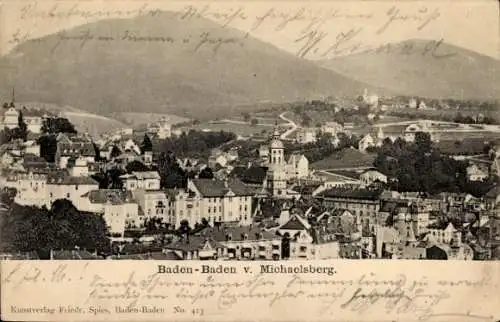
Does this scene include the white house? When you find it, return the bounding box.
[1,107,19,129]
[466,164,488,181]
[79,189,139,235]
[358,134,376,152]
[321,122,344,136]
[45,173,99,209]
[359,170,387,187]
[23,140,41,157]
[287,153,309,179]
[295,128,317,144]
[69,157,90,177]
[23,109,44,134]
[186,178,256,227]
[426,223,460,244]
[120,171,161,191]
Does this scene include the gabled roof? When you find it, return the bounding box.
[52,250,101,260]
[47,172,98,185]
[280,214,311,231]
[197,226,277,242]
[190,178,258,197]
[82,189,135,205]
[165,236,224,252]
[318,187,384,201]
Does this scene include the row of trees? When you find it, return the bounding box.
[0,199,111,257]
[287,132,359,164]
[373,132,496,196]
[157,130,236,158]
[0,111,28,144]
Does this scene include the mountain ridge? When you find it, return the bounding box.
[0,11,382,119]
[317,38,500,100]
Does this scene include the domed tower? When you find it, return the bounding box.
[269,125,284,169]
[267,123,287,197]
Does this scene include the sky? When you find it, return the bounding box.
[1,0,499,60]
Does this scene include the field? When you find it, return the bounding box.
[110,112,191,127]
[311,148,377,170]
[178,121,275,137]
[20,102,127,136]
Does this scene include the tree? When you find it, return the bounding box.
[140,134,153,154]
[178,220,191,236]
[17,110,28,141]
[281,232,291,259]
[415,132,432,154]
[0,200,111,257]
[41,117,77,134]
[0,187,17,206]
[37,135,58,163]
[199,167,214,179]
[125,160,150,173]
[110,145,121,159]
[250,118,259,126]
[92,142,101,161]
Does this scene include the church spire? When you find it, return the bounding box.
[11,88,15,103]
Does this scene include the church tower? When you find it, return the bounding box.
[267,123,287,197]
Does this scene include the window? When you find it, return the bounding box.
[66,193,70,198]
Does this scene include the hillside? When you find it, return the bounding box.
[17,102,127,136]
[318,39,500,100]
[0,12,379,119]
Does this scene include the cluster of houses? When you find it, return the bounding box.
[1,99,499,261]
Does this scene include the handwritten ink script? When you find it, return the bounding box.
[2,262,498,321]
[5,2,457,59]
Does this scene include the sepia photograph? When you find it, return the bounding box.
[0,0,499,264]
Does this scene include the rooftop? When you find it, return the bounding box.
[190,178,259,197]
[318,187,384,201]
[82,189,135,205]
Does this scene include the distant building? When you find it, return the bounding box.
[466,164,488,181]
[316,188,383,236]
[266,126,288,197]
[286,153,309,179]
[359,170,387,187]
[55,133,96,169]
[119,171,161,191]
[295,128,317,144]
[79,189,139,236]
[321,122,344,136]
[196,226,282,260]
[403,122,437,143]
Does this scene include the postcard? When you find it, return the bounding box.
[0,0,499,321]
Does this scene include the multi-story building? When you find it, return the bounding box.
[1,105,19,129]
[286,153,309,179]
[359,169,387,187]
[321,122,344,136]
[164,235,226,260]
[11,170,49,207]
[120,171,161,191]
[266,127,288,197]
[79,189,139,235]
[45,172,99,208]
[23,109,44,134]
[316,188,383,236]
[55,133,96,169]
[187,178,256,226]
[295,128,317,144]
[196,226,282,260]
